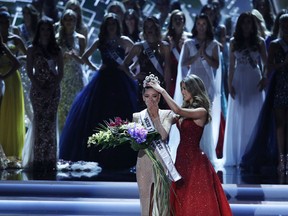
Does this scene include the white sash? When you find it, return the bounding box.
[143,41,164,76]
[140,110,182,182]
[193,40,212,76]
[172,47,180,61]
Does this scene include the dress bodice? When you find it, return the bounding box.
[234,48,260,69]
[99,43,125,67]
[33,55,58,89]
[137,41,165,83]
[61,33,80,54]
[177,118,203,151]
[0,42,18,73]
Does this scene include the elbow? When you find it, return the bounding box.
[213,61,219,69]
[173,106,181,115]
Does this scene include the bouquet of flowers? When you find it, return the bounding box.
[87,117,160,151]
[88,117,172,215]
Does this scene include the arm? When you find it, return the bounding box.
[69,34,86,64]
[13,35,27,55]
[0,44,20,79]
[257,39,268,90]
[201,41,219,69]
[180,41,199,67]
[120,43,141,76]
[26,46,43,92]
[122,43,141,68]
[162,42,171,93]
[56,49,64,83]
[148,81,207,123]
[118,37,136,79]
[267,41,288,75]
[81,39,99,70]
[228,39,236,99]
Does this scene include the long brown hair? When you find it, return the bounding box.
[181,74,211,123]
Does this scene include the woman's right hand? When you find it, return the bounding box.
[146,99,159,119]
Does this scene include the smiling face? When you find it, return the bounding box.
[195,18,208,35]
[62,12,77,31]
[172,12,185,29]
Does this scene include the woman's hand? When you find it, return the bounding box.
[257,77,267,91]
[146,99,159,119]
[148,81,165,94]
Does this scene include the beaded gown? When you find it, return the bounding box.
[59,44,138,170]
[17,23,34,125]
[22,54,60,171]
[170,118,232,216]
[58,34,84,131]
[0,43,25,158]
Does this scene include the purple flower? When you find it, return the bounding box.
[127,124,148,144]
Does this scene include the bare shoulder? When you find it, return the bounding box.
[132,112,140,121]
[76,32,86,40]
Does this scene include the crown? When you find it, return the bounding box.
[143,74,160,87]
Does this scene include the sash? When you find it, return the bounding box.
[107,46,123,65]
[140,109,182,182]
[143,41,164,76]
[193,39,213,75]
[172,47,180,61]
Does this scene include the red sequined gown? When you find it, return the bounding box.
[170,119,232,216]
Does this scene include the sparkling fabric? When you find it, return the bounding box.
[30,55,60,171]
[58,35,84,131]
[170,119,232,216]
[272,40,288,108]
[134,110,174,215]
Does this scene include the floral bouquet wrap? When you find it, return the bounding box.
[88,117,173,215]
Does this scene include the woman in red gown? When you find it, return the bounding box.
[148,74,232,215]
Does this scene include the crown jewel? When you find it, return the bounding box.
[143,74,160,87]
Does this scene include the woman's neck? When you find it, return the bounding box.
[65,28,75,36]
[197,34,206,41]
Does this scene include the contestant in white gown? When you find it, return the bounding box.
[222,12,266,166]
[176,14,222,166]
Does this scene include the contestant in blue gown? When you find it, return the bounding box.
[59,13,138,170]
